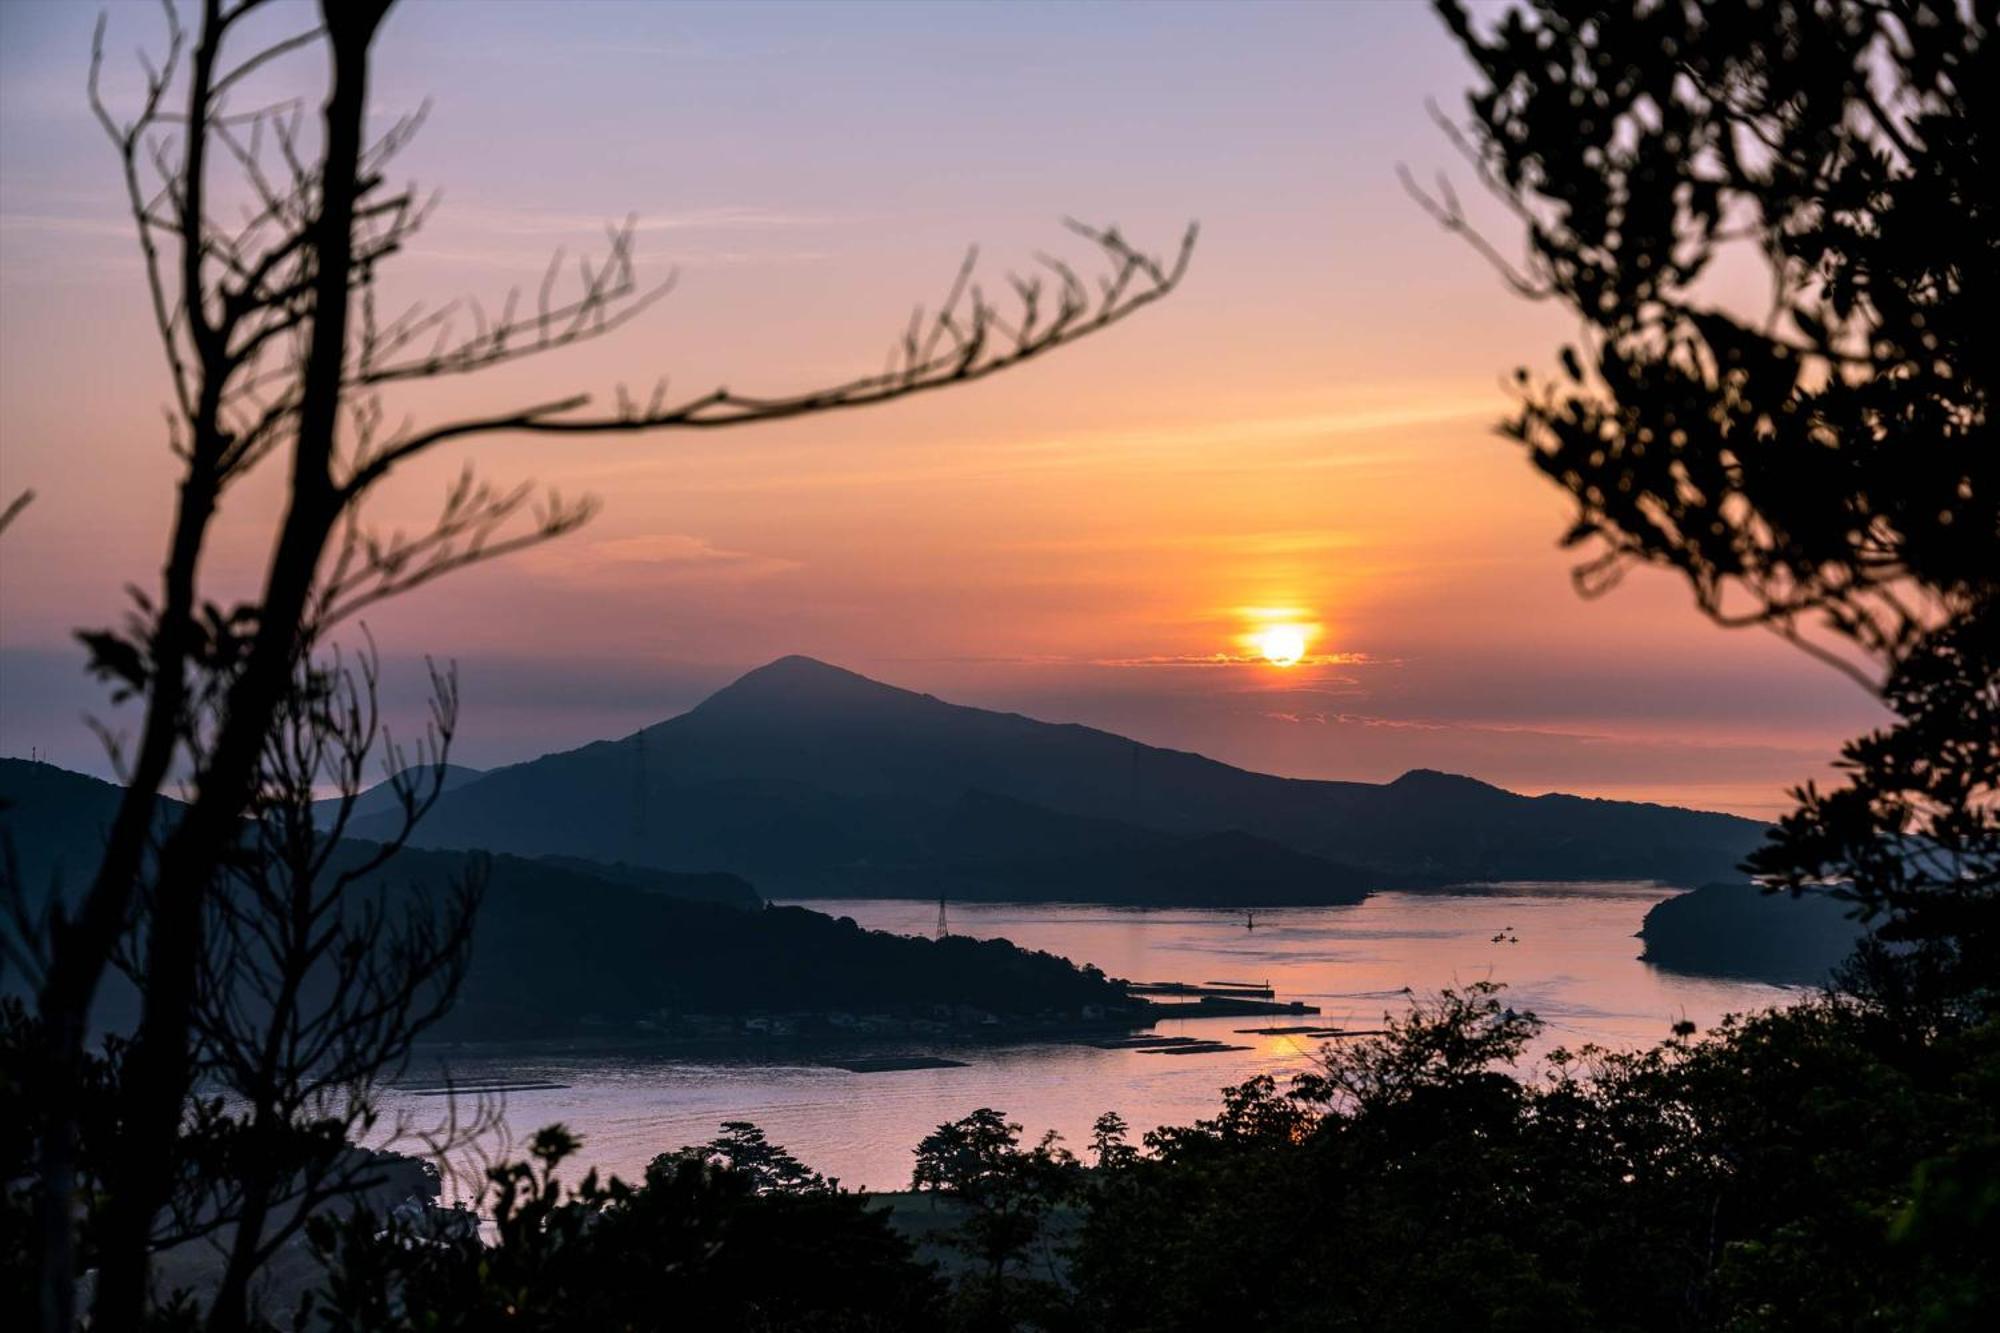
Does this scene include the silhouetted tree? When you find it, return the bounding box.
[912,1108,1079,1327]
[3,645,492,1332]
[174,649,490,1332]
[912,1108,1031,1198]
[1079,978,2000,1329]
[662,1121,832,1196]
[305,1123,944,1331]
[25,0,1193,1326]
[1087,1110,1136,1171]
[1415,0,1996,1009]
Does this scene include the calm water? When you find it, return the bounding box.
[388,886,1794,1194]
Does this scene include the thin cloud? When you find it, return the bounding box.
[1089,652,1383,668]
[435,203,853,237]
[1265,711,1453,731]
[538,392,1502,497]
[1009,529,1371,557]
[401,241,833,270]
[867,652,1386,669]
[1256,709,1833,764]
[526,533,801,583]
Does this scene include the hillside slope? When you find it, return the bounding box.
[0,759,1131,1039]
[357,655,1768,896]
[1639,881,1866,986]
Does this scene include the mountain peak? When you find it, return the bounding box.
[690,655,935,718]
[1387,768,1506,795]
[747,654,860,682]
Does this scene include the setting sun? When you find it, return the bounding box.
[1255,623,1311,666]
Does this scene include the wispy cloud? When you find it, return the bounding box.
[526,533,801,583]
[400,241,833,271]
[547,397,1503,498]
[397,202,853,271]
[432,203,853,238]
[882,651,1387,669]
[1094,651,1382,668]
[1008,529,1370,557]
[1256,708,1833,761]
[1264,710,1453,730]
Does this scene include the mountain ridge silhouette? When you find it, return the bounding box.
[0,758,1127,1038]
[349,655,1767,898]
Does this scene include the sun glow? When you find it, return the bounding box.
[1254,623,1311,667]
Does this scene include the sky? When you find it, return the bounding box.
[0,0,1886,817]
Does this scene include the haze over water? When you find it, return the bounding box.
[395,887,1792,1194]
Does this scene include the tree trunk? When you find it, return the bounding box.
[87,6,387,1322]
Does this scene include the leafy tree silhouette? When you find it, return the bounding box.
[1087,1110,1137,1171]
[304,1123,944,1331]
[913,1108,1080,1331]
[1413,0,1997,1012]
[661,1121,832,1196]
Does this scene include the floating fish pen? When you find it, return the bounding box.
[1232,1027,1390,1039]
[397,1081,571,1098]
[1129,980,1276,999]
[1150,996,1321,1018]
[1137,1041,1253,1055]
[822,1055,969,1073]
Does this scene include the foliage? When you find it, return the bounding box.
[0,993,445,1331]
[45,976,1950,1332]
[205,983,1988,1331]
[1421,0,1998,1008]
[661,1120,833,1195]
[1784,613,2000,1015]
[1086,1112,1136,1172]
[911,1108,1083,1331]
[305,1124,943,1332]
[1070,987,2000,1332]
[0,999,120,1319]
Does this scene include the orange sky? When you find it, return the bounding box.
[0,1,1884,816]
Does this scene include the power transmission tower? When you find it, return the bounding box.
[935,893,949,941]
[630,729,649,862]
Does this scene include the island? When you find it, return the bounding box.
[1637,881,1866,986]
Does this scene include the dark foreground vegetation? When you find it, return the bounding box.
[26,978,1982,1331]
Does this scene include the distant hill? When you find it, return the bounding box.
[0,758,177,898]
[2,760,1136,1039]
[807,789,1373,907]
[312,842,1127,1040]
[1638,881,1866,986]
[351,655,1769,900]
[0,758,753,914]
[311,764,486,829]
